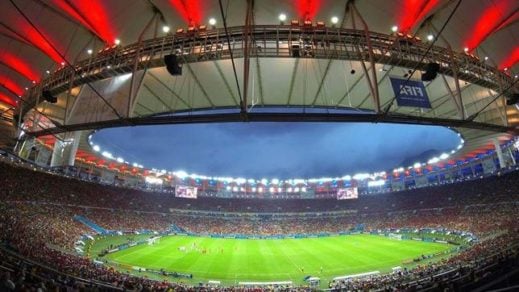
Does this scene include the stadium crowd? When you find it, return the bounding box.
[0,160,518,291]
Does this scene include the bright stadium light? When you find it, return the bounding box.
[232,186,239,192]
[116,157,124,163]
[428,157,440,164]
[269,187,275,193]
[427,34,434,41]
[174,170,188,179]
[258,187,263,193]
[301,187,307,192]
[145,176,163,185]
[353,173,370,180]
[226,186,231,191]
[271,178,279,185]
[287,187,293,193]
[331,16,339,24]
[413,162,421,169]
[92,145,100,152]
[261,178,268,185]
[101,151,113,159]
[391,25,398,32]
[252,187,257,192]
[87,49,93,55]
[162,25,170,33]
[278,13,287,22]
[114,38,121,45]
[208,18,217,26]
[439,153,449,159]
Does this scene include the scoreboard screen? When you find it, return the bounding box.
[175,186,198,199]
[336,187,358,200]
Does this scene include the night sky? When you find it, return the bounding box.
[93,122,461,179]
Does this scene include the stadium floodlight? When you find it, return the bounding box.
[174,170,188,179]
[92,145,100,152]
[145,176,163,184]
[162,25,170,33]
[484,56,489,61]
[391,25,398,32]
[271,178,280,185]
[247,178,255,184]
[457,144,463,150]
[331,16,339,24]
[269,187,275,193]
[235,178,246,185]
[116,157,124,163]
[232,186,239,192]
[258,187,263,193]
[439,153,449,160]
[114,38,121,45]
[294,187,300,192]
[87,49,93,55]
[208,18,217,26]
[287,187,293,193]
[261,178,268,185]
[101,151,113,159]
[226,186,231,191]
[464,47,469,53]
[251,187,257,192]
[293,179,306,184]
[428,157,440,164]
[278,13,287,22]
[413,162,421,169]
[353,173,370,180]
[301,187,307,192]
[427,34,434,41]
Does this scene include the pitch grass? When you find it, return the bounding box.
[98,234,452,285]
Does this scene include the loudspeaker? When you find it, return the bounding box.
[42,90,57,103]
[506,93,519,106]
[164,54,182,76]
[421,62,440,81]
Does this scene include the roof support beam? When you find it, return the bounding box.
[348,1,380,112]
[26,111,516,137]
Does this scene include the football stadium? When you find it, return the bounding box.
[1,0,519,291]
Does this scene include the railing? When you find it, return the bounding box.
[22,25,515,114]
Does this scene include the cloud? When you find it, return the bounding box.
[93,123,460,178]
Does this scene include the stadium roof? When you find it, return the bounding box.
[1,0,518,174]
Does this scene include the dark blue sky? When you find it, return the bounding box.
[92,122,461,178]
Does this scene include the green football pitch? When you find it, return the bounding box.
[93,234,453,286]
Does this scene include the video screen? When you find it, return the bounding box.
[336,187,358,200]
[175,186,198,199]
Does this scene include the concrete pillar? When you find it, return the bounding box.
[50,131,82,167]
[493,138,505,169]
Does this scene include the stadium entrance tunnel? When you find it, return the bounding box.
[90,122,462,179]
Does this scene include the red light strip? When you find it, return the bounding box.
[0,93,16,107]
[464,0,515,52]
[499,46,519,70]
[168,0,202,25]
[398,0,442,33]
[52,0,116,44]
[0,51,40,82]
[295,0,321,21]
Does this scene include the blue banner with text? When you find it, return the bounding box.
[390,77,431,108]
